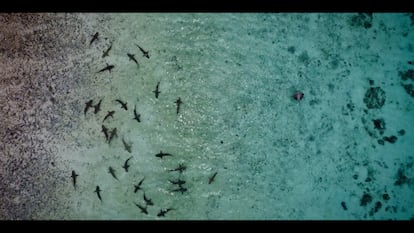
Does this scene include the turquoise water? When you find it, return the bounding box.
[0,13,413,220]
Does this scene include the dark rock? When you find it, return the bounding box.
[360,193,373,206]
[353,174,358,180]
[349,13,373,29]
[347,102,355,112]
[402,84,414,98]
[377,139,384,145]
[341,201,348,210]
[398,129,405,136]
[364,21,372,29]
[328,83,335,92]
[363,87,386,109]
[374,201,382,213]
[394,168,409,186]
[399,69,414,81]
[369,208,375,216]
[372,119,385,130]
[385,206,397,213]
[411,13,414,26]
[369,79,375,85]
[309,99,321,106]
[288,46,295,54]
[382,193,390,201]
[330,59,339,69]
[298,51,310,65]
[383,135,397,144]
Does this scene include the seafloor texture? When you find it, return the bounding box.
[0,13,413,220]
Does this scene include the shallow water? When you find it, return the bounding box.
[0,13,413,220]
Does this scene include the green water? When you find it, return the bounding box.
[0,13,413,220]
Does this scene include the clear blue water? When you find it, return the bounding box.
[0,13,413,220]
